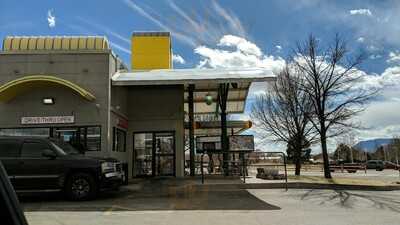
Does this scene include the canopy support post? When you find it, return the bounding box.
[218,83,230,176]
[188,84,196,176]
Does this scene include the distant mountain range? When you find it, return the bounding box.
[353,138,393,153]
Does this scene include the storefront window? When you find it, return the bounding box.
[0,126,101,152]
[86,127,101,151]
[0,128,50,137]
[113,127,126,152]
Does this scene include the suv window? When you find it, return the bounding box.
[21,141,50,158]
[0,139,20,158]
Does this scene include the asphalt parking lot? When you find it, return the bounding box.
[20,186,279,211]
[22,185,400,225]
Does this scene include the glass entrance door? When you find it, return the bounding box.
[154,132,175,176]
[133,132,175,177]
[133,133,153,177]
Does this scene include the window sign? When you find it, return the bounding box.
[229,135,255,152]
[196,135,255,153]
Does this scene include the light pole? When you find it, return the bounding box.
[397,146,400,178]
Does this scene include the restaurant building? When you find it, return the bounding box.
[0,32,275,179]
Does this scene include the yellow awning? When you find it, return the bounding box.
[0,75,96,102]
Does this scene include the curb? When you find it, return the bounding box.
[192,182,400,191]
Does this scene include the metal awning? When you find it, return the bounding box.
[112,68,276,114]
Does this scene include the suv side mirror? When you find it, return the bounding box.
[42,149,57,159]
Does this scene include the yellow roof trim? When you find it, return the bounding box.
[0,75,96,102]
[2,36,110,52]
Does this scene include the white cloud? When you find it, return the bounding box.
[198,37,400,151]
[123,0,246,47]
[194,35,285,73]
[357,37,365,43]
[369,54,382,60]
[277,2,400,50]
[349,9,372,16]
[122,0,196,47]
[193,35,285,149]
[355,87,400,140]
[343,65,400,92]
[172,54,186,64]
[254,52,400,147]
[379,66,400,85]
[108,41,130,55]
[387,51,400,64]
[218,35,262,57]
[366,45,380,52]
[47,9,56,28]
[343,65,400,141]
[275,45,282,51]
[210,0,246,38]
[76,17,130,44]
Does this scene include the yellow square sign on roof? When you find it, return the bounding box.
[131,32,171,70]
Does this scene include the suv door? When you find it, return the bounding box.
[367,161,376,169]
[16,139,64,190]
[377,161,384,170]
[0,139,22,187]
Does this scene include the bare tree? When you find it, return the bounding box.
[293,34,377,178]
[251,65,316,175]
[335,131,358,163]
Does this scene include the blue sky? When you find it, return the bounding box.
[1,0,400,151]
[0,0,397,73]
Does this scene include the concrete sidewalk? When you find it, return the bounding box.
[25,189,400,225]
[20,176,400,212]
[129,175,400,192]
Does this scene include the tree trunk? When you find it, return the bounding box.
[294,156,301,176]
[320,130,332,178]
[294,141,302,176]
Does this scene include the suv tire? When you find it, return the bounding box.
[65,172,97,201]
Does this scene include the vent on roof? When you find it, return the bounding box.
[132,31,170,37]
[2,36,110,52]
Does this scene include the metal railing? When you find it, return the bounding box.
[199,151,288,191]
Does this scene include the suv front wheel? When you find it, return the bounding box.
[65,172,97,201]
